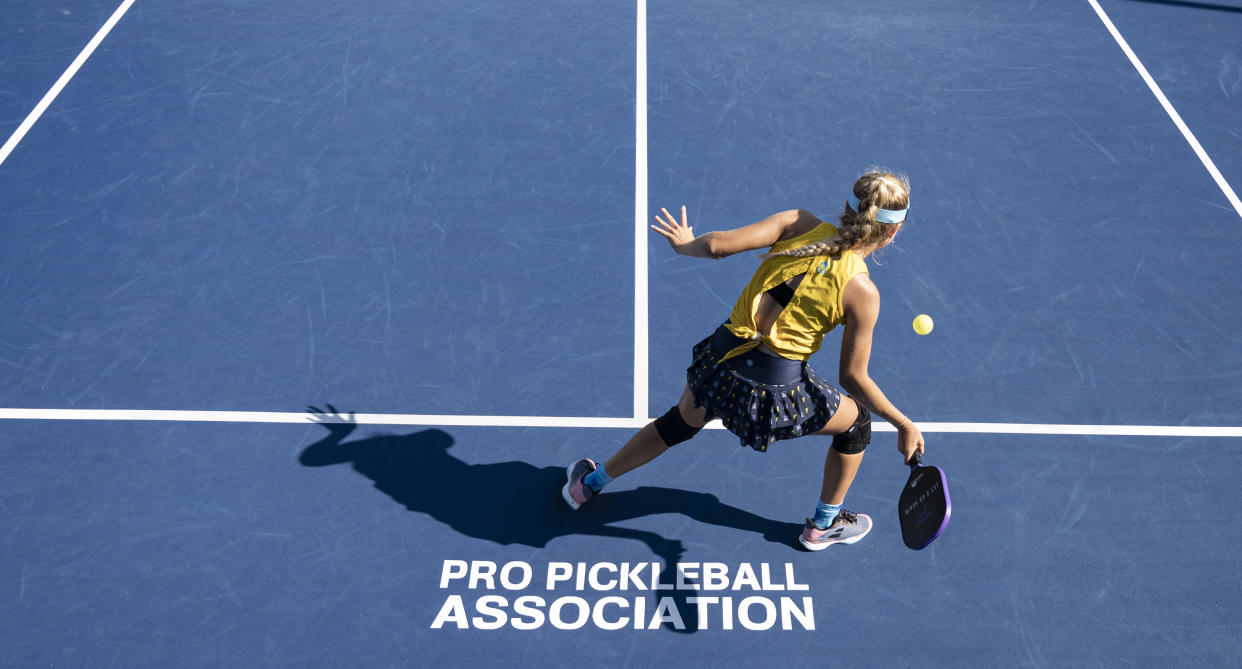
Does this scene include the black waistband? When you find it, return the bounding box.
[710,325,803,385]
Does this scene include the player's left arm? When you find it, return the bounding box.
[651,207,817,259]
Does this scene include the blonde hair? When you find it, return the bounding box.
[766,169,910,259]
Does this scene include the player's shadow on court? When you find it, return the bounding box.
[298,406,804,634]
[1123,0,1242,15]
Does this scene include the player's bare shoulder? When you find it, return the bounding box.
[777,209,826,242]
[842,271,881,317]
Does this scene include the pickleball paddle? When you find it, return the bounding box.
[898,452,951,550]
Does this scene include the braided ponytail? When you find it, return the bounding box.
[767,169,909,259]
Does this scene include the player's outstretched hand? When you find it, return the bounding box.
[898,421,924,465]
[651,206,695,253]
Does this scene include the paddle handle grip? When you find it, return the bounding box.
[906,451,922,469]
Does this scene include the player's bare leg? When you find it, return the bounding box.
[564,386,707,510]
[606,386,706,477]
[810,396,862,504]
[800,396,872,550]
[820,447,864,506]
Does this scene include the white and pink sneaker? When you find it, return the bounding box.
[562,458,598,510]
[798,509,872,551]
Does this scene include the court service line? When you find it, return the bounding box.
[1087,0,1242,218]
[1,408,1240,437]
[0,0,137,169]
[633,0,650,421]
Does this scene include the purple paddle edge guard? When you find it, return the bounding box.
[914,464,951,550]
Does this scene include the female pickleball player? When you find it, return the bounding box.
[562,169,925,551]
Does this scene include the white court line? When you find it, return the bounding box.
[633,0,650,421]
[0,0,137,169]
[1,408,1240,437]
[1087,0,1242,218]
[0,409,648,430]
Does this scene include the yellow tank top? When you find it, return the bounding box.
[722,222,868,361]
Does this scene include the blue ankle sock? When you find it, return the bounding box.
[811,500,842,530]
[583,464,613,492]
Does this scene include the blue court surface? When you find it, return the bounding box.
[2,1,1241,666]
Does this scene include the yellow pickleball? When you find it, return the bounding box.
[913,314,934,335]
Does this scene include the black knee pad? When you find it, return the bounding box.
[654,405,702,447]
[831,403,871,455]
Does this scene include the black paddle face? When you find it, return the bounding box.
[898,453,951,550]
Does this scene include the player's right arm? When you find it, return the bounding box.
[651,207,819,259]
[838,274,925,463]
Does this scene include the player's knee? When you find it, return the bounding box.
[654,404,702,447]
[831,402,871,455]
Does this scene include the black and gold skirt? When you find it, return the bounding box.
[686,325,842,451]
